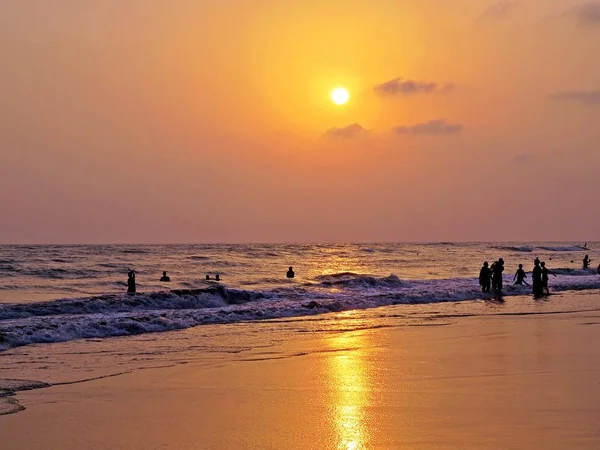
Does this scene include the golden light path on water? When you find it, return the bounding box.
[326,328,372,450]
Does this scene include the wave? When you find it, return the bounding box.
[0,286,267,321]
[538,245,585,252]
[551,268,596,276]
[315,273,406,288]
[1,274,599,352]
[494,245,533,253]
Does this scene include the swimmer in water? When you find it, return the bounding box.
[160,271,170,282]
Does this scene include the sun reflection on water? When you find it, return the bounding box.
[327,333,372,450]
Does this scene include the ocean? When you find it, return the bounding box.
[1,242,599,352]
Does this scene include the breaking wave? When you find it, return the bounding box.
[538,245,586,252]
[494,245,534,253]
[315,273,406,288]
[1,272,599,352]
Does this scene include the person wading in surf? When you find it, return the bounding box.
[127,270,136,294]
[491,258,505,291]
[479,262,491,293]
[541,262,557,295]
[583,255,591,270]
[514,264,529,286]
[532,259,543,298]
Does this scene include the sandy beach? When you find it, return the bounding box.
[2,295,600,449]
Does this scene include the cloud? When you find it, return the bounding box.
[551,90,600,106]
[324,123,366,139]
[575,2,600,24]
[565,2,600,26]
[481,1,517,21]
[394,120,463,136]
[373,78,454,96]
[512,153,531,164]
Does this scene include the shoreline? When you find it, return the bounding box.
[2,293,600,448]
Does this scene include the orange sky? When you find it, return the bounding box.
[1,0,599,243]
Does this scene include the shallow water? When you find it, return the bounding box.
[0,242,598,351]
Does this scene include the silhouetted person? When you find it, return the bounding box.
[160,271,170,282]
[206,274,210,280]
[479,262,491,293]
[541,262,556,295]
[286,266,295,279]
[532,259,543,297]
[514,264,529,286]
[127,270,136,294]
[491,258,504,290]
[215,274,220,281]
[583,255,591,270]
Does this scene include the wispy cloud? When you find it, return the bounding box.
[324,123,366,139]
[564,2,600,26]
[551,90,600,106]
[480,1,517,21]
[394,120,463,136]
[512,153,531,164]
[374,78,454,96]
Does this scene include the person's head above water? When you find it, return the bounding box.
[541,261,546,267]
[483,261,488,267]
[534,259,540,265]
[499,258,504,264]
[519,264,523,269]
[289,266,293,271]
[163,271,167,276]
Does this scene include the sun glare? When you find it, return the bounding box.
[331,87,350,105]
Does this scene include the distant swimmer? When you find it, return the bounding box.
[479,262,491,293]
[532,259,543,298]
[286,266,295,279]
[514,264,529,286]
[160,271,170,282]
[215,274,220,281]
[540,262,556,295]
[127,270,136,294]
[206,274,210,280]
[583,255,591,270]
[491,258,505,290]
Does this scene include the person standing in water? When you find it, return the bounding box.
[514,264,529,286]
[127,270,136,294]
[491,258,505,290]
[479,262,491,293]
[541,262,556,295]
[286,266,295,279]
[532,259,543,297]
[583,255,591,270]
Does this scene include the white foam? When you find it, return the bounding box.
[1,272,599,351]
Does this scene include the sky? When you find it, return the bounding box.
[1,0,599,244]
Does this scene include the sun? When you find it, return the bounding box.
[331,87,350,105]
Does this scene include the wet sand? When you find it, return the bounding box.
[2,308,600,449]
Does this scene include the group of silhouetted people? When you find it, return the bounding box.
[126,270,223,294]
[479,257,559,297]
[125,253,595,296]
[478,258,505,293]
